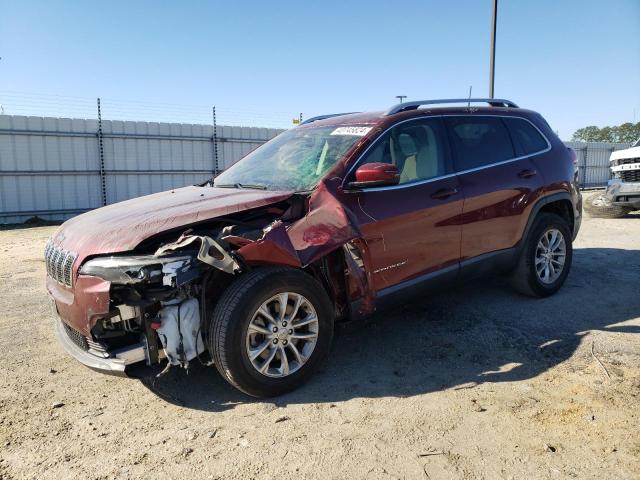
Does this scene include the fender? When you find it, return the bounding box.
[519,191,574,250]
[456,191,577,285]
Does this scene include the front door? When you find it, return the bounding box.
[342,117,463,291]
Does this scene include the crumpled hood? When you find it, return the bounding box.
[51,185,294,263]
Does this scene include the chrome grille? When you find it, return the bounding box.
[616,157,639,166]
[621,170,640,183]
[44,241,77,287]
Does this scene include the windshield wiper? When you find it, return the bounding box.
[215,183,267,190]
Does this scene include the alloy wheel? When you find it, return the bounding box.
[535,228,566,284]
[245,292,319,378]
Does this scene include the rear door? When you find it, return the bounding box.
[444,115,547,262]
[342,117,463,291]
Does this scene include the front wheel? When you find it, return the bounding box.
[209,267,334,397]
[511,213,573,297]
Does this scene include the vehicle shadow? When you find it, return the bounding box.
[140,247,640,412]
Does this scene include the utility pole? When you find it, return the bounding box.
[489,0,498,98]
[395,95,407,104]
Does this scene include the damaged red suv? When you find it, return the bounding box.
[46,98,582,397]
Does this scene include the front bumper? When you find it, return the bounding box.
[605,180,640,209]
[54,316,148,377]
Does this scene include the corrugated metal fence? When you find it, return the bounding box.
[565,141,632,188]
[0,115,283,224]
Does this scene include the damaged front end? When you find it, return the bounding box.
[50,183,376,378]
[52,234,240,377]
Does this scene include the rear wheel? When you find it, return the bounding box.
[511,213,573,297]
[209,267,334,397]
[584,192,631,218]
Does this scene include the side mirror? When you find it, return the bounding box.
[348,162,400,189]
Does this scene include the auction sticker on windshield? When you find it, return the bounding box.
[330,126,372,136]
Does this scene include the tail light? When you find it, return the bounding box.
[567,147,581,186]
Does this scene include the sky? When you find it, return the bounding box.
[0,0,639,139]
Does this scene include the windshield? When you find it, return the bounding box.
[214,125,371,191]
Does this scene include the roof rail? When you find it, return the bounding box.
[385,98,519,116]
[299,112,359,125]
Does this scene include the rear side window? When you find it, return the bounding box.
[504,117,548,155]
[445,116,515,171]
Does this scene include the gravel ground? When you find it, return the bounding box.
[0,210,639,479]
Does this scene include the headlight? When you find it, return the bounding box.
[79,254,194,286]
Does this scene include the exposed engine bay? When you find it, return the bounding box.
[67,188,373,376]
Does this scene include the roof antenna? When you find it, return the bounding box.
[467,85,473,109]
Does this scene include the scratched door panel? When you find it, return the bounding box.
[343,177,463,291]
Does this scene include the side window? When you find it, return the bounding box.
[503,117,548,155]
[356,119,448,185]
[445,116,515,171]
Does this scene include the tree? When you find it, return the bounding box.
[572,126,600,142]
[616,123,640,143]
[572,122,640,143]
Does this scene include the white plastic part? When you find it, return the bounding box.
[156,298,205,367]
[115,304,137,322]
[609,145,640,163]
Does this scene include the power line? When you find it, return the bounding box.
[0,91,294,128]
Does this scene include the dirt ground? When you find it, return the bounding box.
[0,210,639,480]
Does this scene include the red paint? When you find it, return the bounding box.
[237,182,361,269]
[47,275,111,336]
[237,221,302,268]
[287,182,360,266]
[353,162,400,186]
[51,186,294,272]
[340,176,463,291]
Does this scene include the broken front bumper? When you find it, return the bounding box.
[54,316,147,377]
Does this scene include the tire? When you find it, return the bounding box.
[583,192,631,219]
[208,267,334,397]
[511,213,573,297]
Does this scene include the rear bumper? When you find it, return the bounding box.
[54,317,147,377]
[573,190,582,240]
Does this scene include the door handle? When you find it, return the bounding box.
[518,169,537,179]
[430,187,458,200]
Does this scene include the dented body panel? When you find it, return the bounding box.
[47,275,111,336]
[340,176,464,291]
[51,186,294,270]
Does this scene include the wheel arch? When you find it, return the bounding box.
[521,192,574,248]
[302,249,351,322]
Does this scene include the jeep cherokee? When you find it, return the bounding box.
[46,98,582,397]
